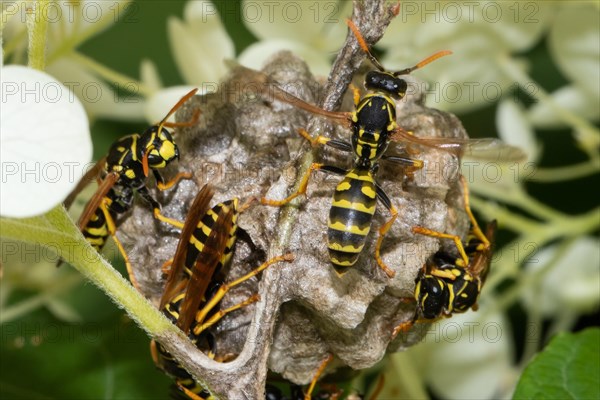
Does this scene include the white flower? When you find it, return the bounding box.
[238,38,332,78]
[0,65,92,218]
[414,306,515,399]
[521,237,600,316]
[46,57,145,122]
[143,0,233,122]
[496,99,540,164]
[527,85,600,129]
[2,0,141,121]
[378,1,555,113]
[239,0,351,76]
[548,3,600,108]
[148,0,353,123]
[527,3,600,128]
[167,0,234,85]
[461,98,536,194]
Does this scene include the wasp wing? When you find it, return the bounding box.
[63,156,107,210]
[225,61,351,127]
[176,207,233,333]
[76,171,119,231]
[391,129,527,163]
[470,220,497,284]
[159,184,215,310]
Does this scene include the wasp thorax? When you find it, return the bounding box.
[365,71,408,98]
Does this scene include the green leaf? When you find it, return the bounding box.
[513,328,600,399]
[0,306,171,400]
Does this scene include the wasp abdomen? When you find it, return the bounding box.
[82,208,111,250]
[183,199,238,279]
[327,168,377,274]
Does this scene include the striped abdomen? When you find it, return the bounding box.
[81,193,118,252]
[81,200,113,251]
[327,168,377,275]
[183,199,239,280]
[81,187,131,253]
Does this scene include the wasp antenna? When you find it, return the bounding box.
[394,50,453,76]
[346,18,386,72]
[157,88,199,131]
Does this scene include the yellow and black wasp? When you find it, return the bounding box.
[260,19,522,278]
[63,89,199,285]
[150,184,293,400]
[392,176,497,336]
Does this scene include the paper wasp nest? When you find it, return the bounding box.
[119,12,468,400]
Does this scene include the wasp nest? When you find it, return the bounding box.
[118,3,469,399]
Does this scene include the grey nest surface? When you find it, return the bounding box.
[118,51,469,397]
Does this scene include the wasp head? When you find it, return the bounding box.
[415,270,449,319]
[139,126,179,170]
[365,71,408,99]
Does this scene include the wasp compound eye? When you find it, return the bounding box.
[147,152,162,166]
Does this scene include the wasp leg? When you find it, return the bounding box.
[391,314,417,338]
[298,128,353,152]
[374,185,398,278]
[176,384,209,400]
[154,169,193,191]
[153,208,185,230]
[193,294,260,335]
[426,264,462,280]
[349,83,361,106]
[381,154,424,169]
[412,226,470,268]
[137,185,186,229]
[459,175,490,250]
[382,154,424,179]
[192,254,294,335]
[238,196,257,213]
[161,259,174,275]
[391,296,419,338]
[392,312,443,338]
[98,199,140,290]
[261,163,325,206]
[304,353,334,400]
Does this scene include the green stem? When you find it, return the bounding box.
[26,0,50,70]
[478,204,599,292]
[488,238,575,318]
[470,197,542,233]
[471,184,566,222]
[69,52,153,97]
[498,55,600,157]
[0,206,176,336]
[529,160,600,182]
